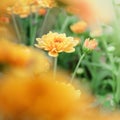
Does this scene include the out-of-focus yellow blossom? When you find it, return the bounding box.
[0,0,32,14]
[70,21,87,34]
[0,40,50,73]
[7,4,30,18]
[83,38,98,52]
[1,0,56,18]
[0,71,80,119]
[35,31,78,57]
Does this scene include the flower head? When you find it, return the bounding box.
[35,31,78,57]
[83,38,98,53]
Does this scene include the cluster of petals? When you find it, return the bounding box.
[5,0,56,18]
[83,38,98,51]
[35,31,78,57]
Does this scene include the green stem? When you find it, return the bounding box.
[11,13,21,43]
[60,16,70,33]
[102,40,113,65]
[102,38,119,104]
[114,64,120,104]
[30,10,39,46]
[29,6,34,46]
[102,39,117,76]
[115,84,120,105]
[115,80,120,104]
[112,0,120,40]
[29,6,40,46]
[53,57,58,80]
[71,53,86,82]
[39,9,50,37]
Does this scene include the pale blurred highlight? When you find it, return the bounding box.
[58,0,114,24]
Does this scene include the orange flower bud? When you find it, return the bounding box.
[83,38,98,52]
[38,8,46,16]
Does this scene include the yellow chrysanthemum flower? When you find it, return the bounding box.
[35,31,78,57]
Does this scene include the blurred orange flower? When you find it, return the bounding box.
[35,31,78,57]
[70,21,87,34]
[0,40,50,73]
[0,71,80,119]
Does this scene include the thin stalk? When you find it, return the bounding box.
[29,6,34,46]
[115,80,120,104]
[114,64,120,104]
[30,8,39,46]
[71,53,86,82]
[112,0,120,40]
[115,80,120,105]
[102,39,117,76]
[11,13,21,43]
[60,16,70,33]
[53,57,58,80]
[39,9,50,37]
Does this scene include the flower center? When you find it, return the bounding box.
[54,38,63,43]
